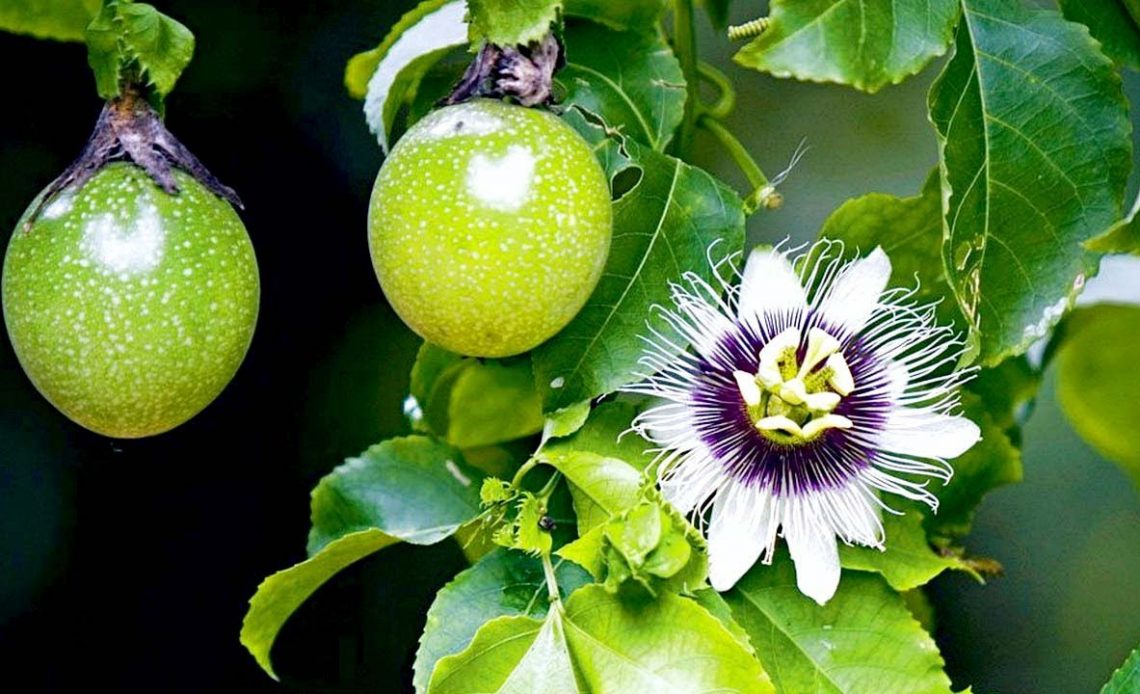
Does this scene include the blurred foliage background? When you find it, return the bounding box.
[0,1,1137,691]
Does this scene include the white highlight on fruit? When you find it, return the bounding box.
[424,108,503,140]
[466,145,536,212]
[81,203,165,275]
[43,194,74,219]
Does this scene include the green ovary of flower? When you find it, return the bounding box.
[733,326,855,446]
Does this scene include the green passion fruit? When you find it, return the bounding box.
[368,99,612,358]
[3,163,259,438]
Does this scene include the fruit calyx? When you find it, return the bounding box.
[25,83,241,231]
[444,33,564,108]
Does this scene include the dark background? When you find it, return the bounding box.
[1,1,1138,692]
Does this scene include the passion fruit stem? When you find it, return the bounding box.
[444,32,564,108]
[25,84,242,231]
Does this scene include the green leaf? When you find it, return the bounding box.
[307,436,483,554]
[543,399,653,469]
[542,401,591,440]
[923,391,1022,541]
[543,451,641,533]
[734,0,960,93]
[0,0,98,41]
[354,0,468,152]
[533,122,746,411]
[86,2,196,101]
[1056,305,1140,489]
[967,355,1040,435]
[1088,198,1140,255]
[447,359,545,449]
[819,170,969,334]
[467,0,560,46]
[1101,645,1140,694]
[557,20,686,150]
[1060,0,1140,70]
[928,0,1132,366]
[512,494,554,556]
[724,551,953,694]
[414,549,590,693]
[562,0,666,31]
[429,585,773,693]
[409,342,467,434]
[541,400,653,533]
[408,343,545,448]
[241,529,396,680]
[692,587,756,655]
[599,498,708,596]
[556,524,606,577]
[840,511,975,591]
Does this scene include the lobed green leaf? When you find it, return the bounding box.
[928,0,1132,365]
[240,529,397,680]
[734,0,960,93]
[557,20,686,151]
[467,0,561,47]
[540,399,654,533]
[1059,0,1140,70]
[308,436,483,554]
[724,550,954,694]
[0,0,98,42]
[86,2,195,101]
[1101,645,1140,694]
[563,0,667,32]
[839,511,976,592]
[428,585,773,693]
[414,549,590,693]
[533,119,745,411]
[408,343,546,449]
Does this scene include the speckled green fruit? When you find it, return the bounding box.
[3,163,259,438]
[368,99,612,358]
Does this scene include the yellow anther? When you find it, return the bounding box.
[756,415,804,438]
[758,327,800,387]
[801,414,853,439]
[776,378,808,406]
[800,327,840,376]
[825,352,855,396]
[733,370,762,407]
[804,391,841,413]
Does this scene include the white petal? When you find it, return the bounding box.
[784,515,841,605]
[815,247,891,336]
[659,450,723,515]
[738,249,807,332]
[879,410,981,458]
[708,481,777,591]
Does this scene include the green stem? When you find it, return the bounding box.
[536,471,563,502]
[510,459,538,489]
[697,114,781,214]
[697,61,735,120]
[541,551,562,606]
[673,0,699,158]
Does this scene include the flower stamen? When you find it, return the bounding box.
[739,325,854,446]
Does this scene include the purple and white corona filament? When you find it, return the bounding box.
[628,241,981,604]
